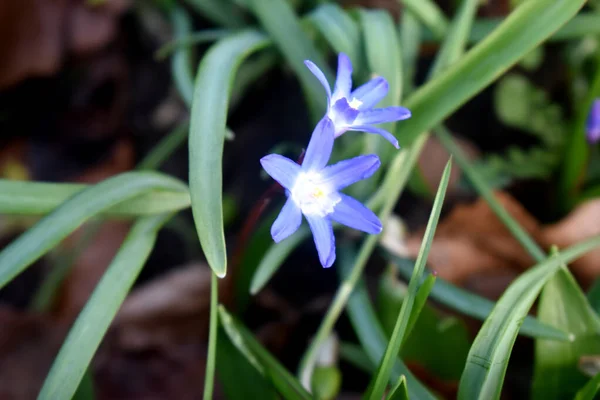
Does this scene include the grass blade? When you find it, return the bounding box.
[435,126,546,261]
[0,180,190,217]
[399,0,448,39]
[338,248,436,400]
[390,255,571,341]
[218,306,313,400]
[575,373,600,400]
[457,238,600,399]
[308,3,362,69]
[247,0,331,116]
[204,272,219,399]
[37,213,171,399]
[428,0,479,79]
[399,10,421,95]
[359,8,403,160]
[365,160,451,400]
[398,0,586,146]
[404,274,436,343]
[189,30,269,278]
[182,0,245,28]
[531,265,600,399]
[0,172,188,289]
[387,376,409,400]
[170,6,195,107]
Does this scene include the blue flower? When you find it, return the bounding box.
[260,117,383,268]
[304,53,411,149]
[587,99,600,144]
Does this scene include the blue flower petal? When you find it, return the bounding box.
[333,53,353,98]
[587,99,600,144]
[302,117,335,171]
[304,60,332,100]
[355,107,411,125]
[271,197,303,243]
[330,194,382,234]
[306,214,336,268]
[350,77,388,109]
[321,154,380,190]
[350,125,400,149]
[260,154,301,189]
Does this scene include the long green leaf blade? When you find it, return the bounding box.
[338,247,436,400]
[457,237,600,400]
[38,213,171,399]
[218,306,313,400]
[308,3,362,68]
[575,373,600,400]
[399,0,586,146]
[366,160,451,400]
[0,180,190,217]
[247,0,331,116]
[189,30,269,278]
[0,172,188,289]
[390,255,570,341]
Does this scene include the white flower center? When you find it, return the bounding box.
[290,171,340,217]
[348,97,363,109]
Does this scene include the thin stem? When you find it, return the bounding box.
[203,272,219,400]
[435,125,546,262]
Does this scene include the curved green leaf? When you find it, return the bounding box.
[575,373,600,400]
[400,0,449,39]
[0,179,190,217]
[189,30,269,278]
[182,0,245,28]
[38,213,171,399]
[399,0,586,146]
[458,237,600,400]
[0,172,188,289]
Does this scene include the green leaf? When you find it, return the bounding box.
[0,172,188,289]
[389,255,571,341]
[247,0,331,116]
[189,30,269,278]
[338,247,436,400]
[587,277,600,315]
[170,7,194,106]
[137,121,190,171]
[216,327,278,400]
[404,273,437,343]
[457,237,600,400]
[359,8,403,159]
[376,269,470,381]
[182,0,245,28]
[575,373,600,400]
[428,0,479,79]
[250,225,309,294]
[531,267,600,400]
[399,10,421,95]
[38,214,171,399]
[218,306,313,400]
[387,375,409,400]
[311,366,342,400]
[365,160,451,400]
[398,0,586,147]
[400,0,449,39]
[0,179,190,217]
[308,3,362,70]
